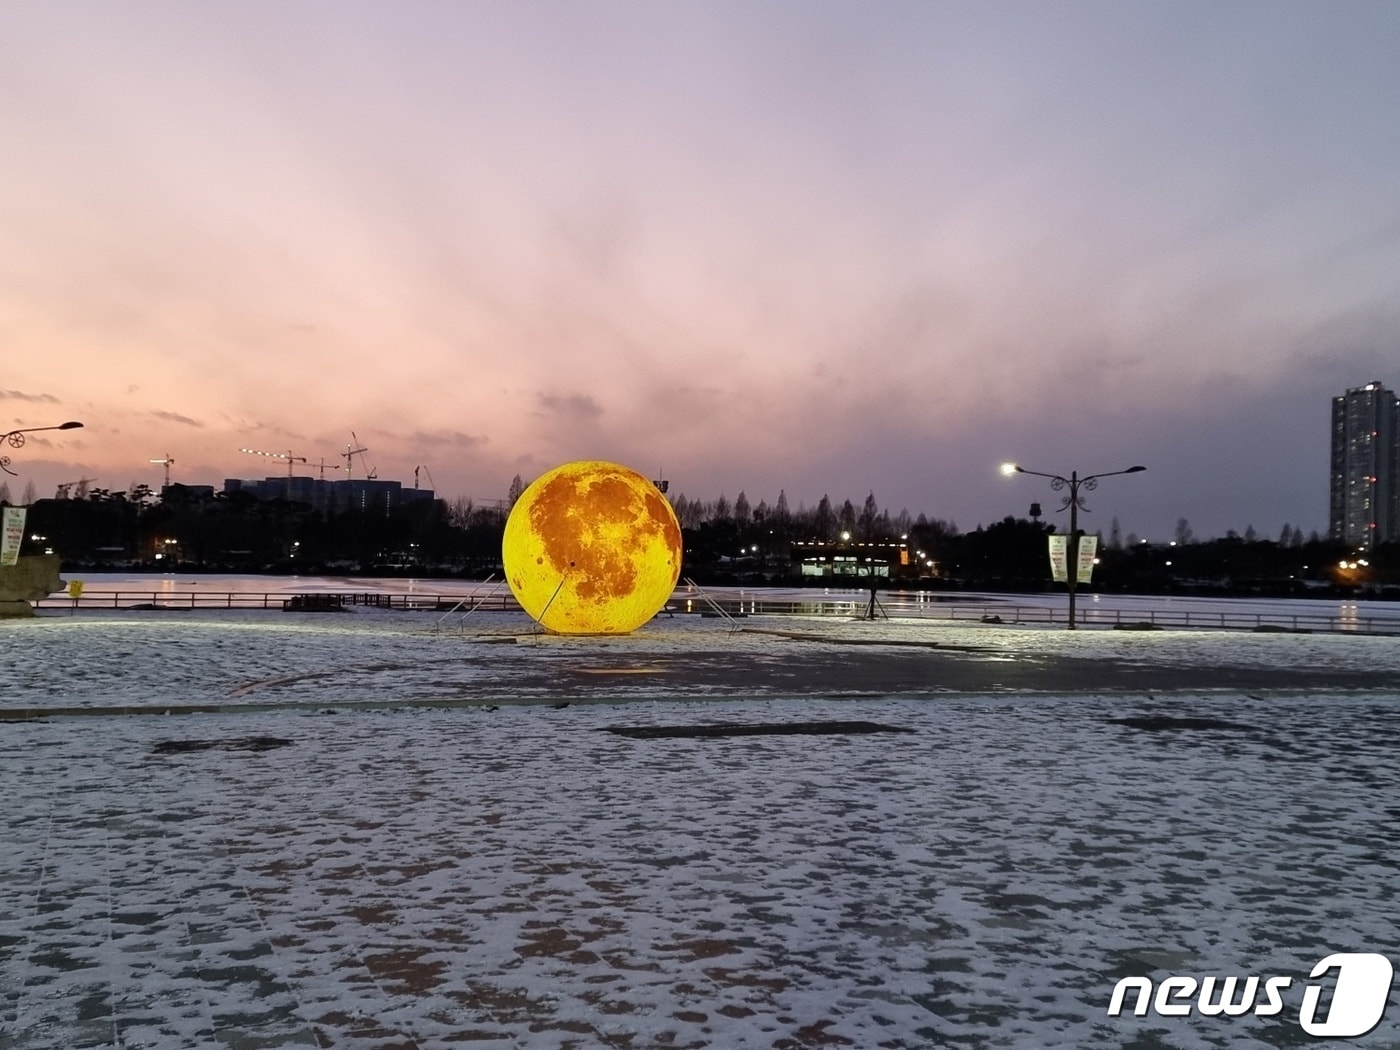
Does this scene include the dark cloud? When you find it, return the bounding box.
[148,410,203,427]
[0,389,59,403]
[535,393,603,419]
[406,429,488,450]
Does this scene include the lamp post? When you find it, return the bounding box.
[1000,461,1145,629]
[1,421,84,476]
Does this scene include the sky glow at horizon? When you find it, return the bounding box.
[2,1,1398,540]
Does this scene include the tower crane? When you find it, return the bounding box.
[340,436,366,478]
[240,447,308,477]
[150,453,175,487]
[341,431,377,480]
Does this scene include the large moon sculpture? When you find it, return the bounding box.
[502,460,683,634]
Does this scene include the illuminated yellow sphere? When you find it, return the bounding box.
[502,460,683,635]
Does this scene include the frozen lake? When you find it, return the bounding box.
[2,606,1398,1047]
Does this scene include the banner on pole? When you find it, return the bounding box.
[1048,534,1068,582]
[1,506,27,567]
[1076,534,1099,583]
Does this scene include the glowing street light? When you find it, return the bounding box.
[1,421,84,476]
[1000,461,1146,630]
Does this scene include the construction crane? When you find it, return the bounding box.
[413,465,439,491]
[356,433,377,479]
[150,453,175,487]
[340,435,366,478]
[240,447,308,477]
[340,431,376,480]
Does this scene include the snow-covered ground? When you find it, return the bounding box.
[2,610,1398,1048]
[6,607,1400,710]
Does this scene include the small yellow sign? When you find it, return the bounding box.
[68,579,84,599]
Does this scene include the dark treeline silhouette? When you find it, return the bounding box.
[9,484,1398,597]
[18,484,508,577]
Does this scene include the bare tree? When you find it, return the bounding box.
[814,495,834,540]
[448,497,474,527]
[775,489,790,523]
[859,492,878,539]
[733,491,751,524]
[838,499,857,537]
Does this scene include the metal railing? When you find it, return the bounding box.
[34,590,523,612]
[661,595,1400,635]
[30,590,1400,635]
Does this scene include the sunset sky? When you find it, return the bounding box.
[3,1,1397,540]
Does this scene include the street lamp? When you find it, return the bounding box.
[1,421,84,476]
[1000,461,1145,629]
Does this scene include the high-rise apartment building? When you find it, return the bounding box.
[1329,381,1400,546]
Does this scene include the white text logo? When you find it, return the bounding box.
[1107,953,1393,1038]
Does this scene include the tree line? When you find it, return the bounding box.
[8,481,1396,595]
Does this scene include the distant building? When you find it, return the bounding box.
[1329,381,1400,547]
[221,476,435,515]
[789,539,929,579]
